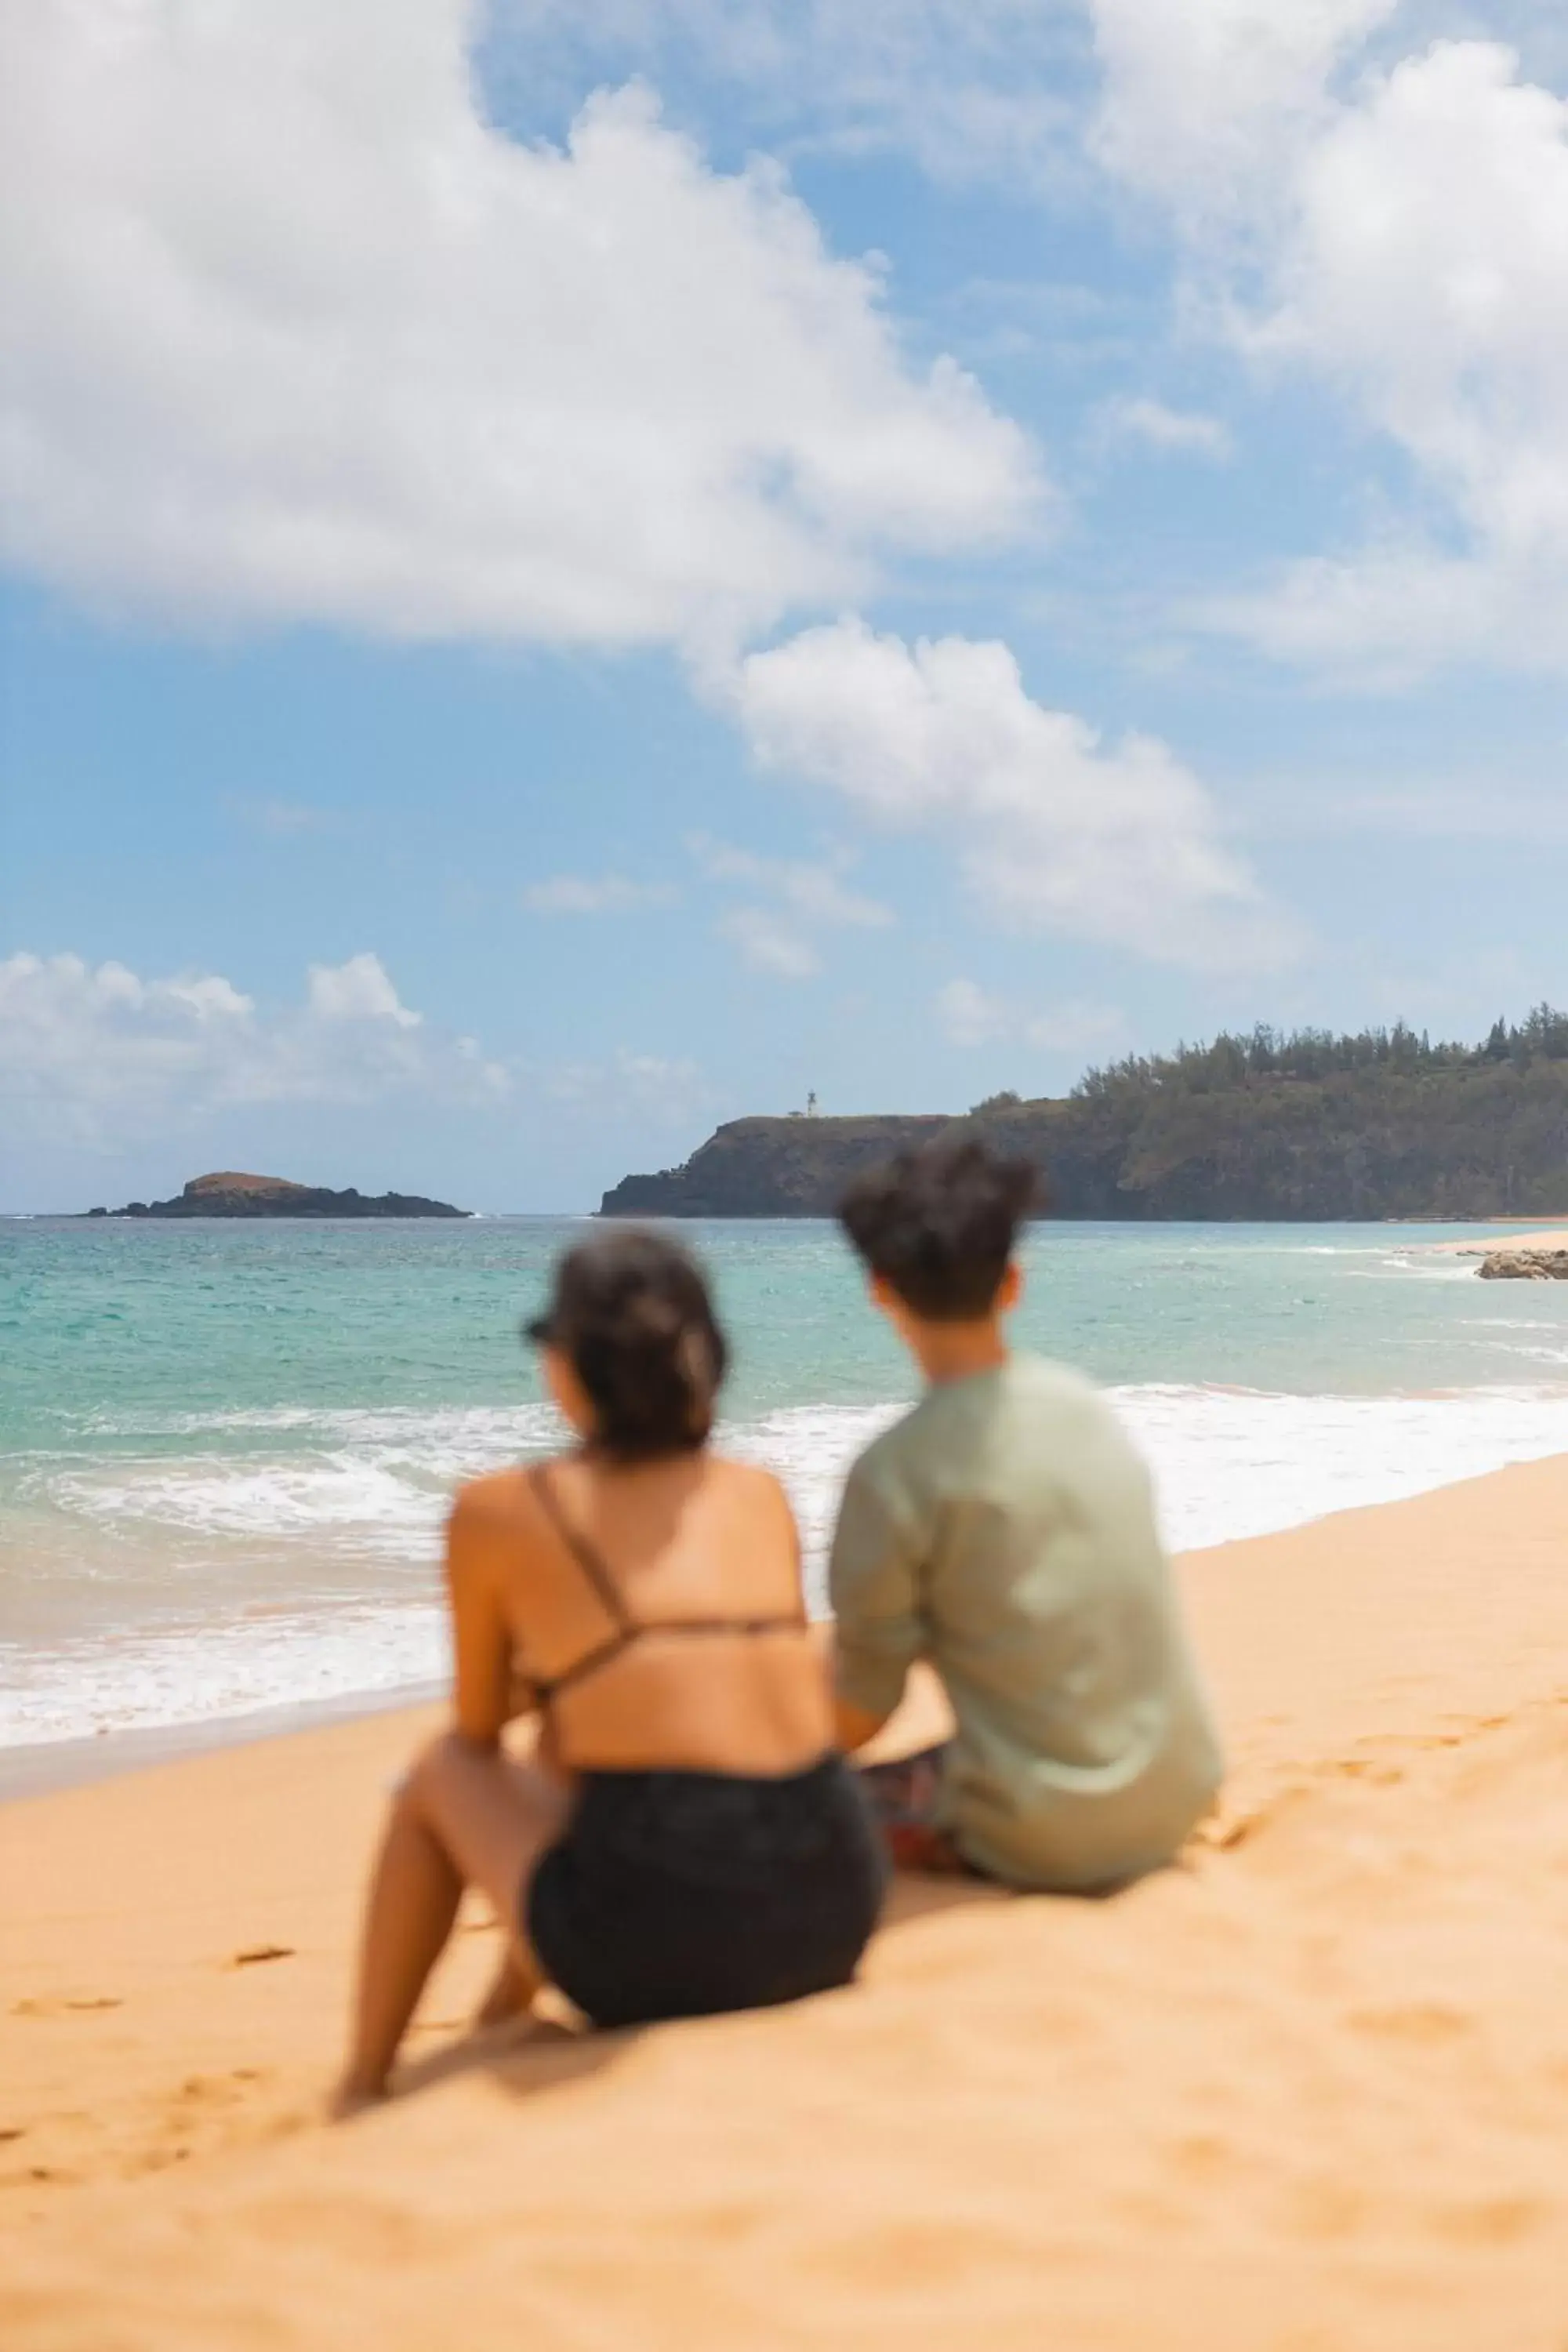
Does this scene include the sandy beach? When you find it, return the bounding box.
[1421,1226,1568,1257]
[3,1457,1566,2351]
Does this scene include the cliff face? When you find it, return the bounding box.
[601,1116,949,1218]
[93,1173,470,1219]
[600,1062,1568,1221]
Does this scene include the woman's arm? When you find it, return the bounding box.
[444,1486,514,1748]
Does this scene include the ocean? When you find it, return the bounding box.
[3,1215,1566,1756]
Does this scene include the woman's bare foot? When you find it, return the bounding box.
[474,1947,539,2031]
[328,2070,389,2120]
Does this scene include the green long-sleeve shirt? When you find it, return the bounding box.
[830,1354,1222,1889]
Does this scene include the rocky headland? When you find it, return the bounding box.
[601,1116,949,1220]
[89,1172,470,1220]
[600,1014,1568,1222]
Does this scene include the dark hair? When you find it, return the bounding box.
[837,1137,1038,1320]
[525,1229,728,1459]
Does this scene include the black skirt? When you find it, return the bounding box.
[525,1751,887,2030]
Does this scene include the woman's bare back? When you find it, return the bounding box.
[452,1451,833,1776]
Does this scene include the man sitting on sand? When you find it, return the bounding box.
[830,1138,1222,1889]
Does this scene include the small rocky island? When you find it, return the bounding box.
[89,1172,470,1220]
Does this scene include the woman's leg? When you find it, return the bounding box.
[339,1732,572,2105]
[474,1944,539,2031]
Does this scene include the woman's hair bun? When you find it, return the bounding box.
[526,1229,728,1459]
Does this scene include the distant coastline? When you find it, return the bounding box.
[85,1171,470,1221]
[601,1011,1568,1221]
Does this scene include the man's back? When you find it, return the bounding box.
[831,1353,1222,1887]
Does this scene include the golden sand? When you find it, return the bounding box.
[1422,1226,1568,1256]
[3,1457,1566,2350]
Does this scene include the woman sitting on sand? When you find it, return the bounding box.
[339,1230,885,2103]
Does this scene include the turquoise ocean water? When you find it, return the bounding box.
[3,1216,1566,1751]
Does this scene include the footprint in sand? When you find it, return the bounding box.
[179,2076,228,2104]
[173,2070,272,2110]
[9,1994,124,2017]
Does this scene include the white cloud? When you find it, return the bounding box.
[938,978,1011,1047]
[691,833,893,979]
[0,951,508,1147]
[491,1,1088,193]
[544,1047,708,1126]
[729,618,1287,968]
[717,906,824,979]
[938,978,1127,1054]
[1087,14,1568,677]
[495,2,1568,201]
[1088,0,1399,222]
[306,953,423,1029]
[0,2,1036,650]
[690,837,892,928]
[523,875,677,915]
[1097,396,1232,458]
[1214,42,1568,676]
[1202,541,1568,684]
[1025,1000,1129,1054]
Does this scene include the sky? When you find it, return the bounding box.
[2,0,1565,1212]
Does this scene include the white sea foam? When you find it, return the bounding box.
[1364,1259,1480,1282]
[0,1608,448,1749]
[30,1404,564,1554]
[72,1401,564,1448]
[1112,1385,1568,1551]
[5,1384,1568,1749]
[738,1386,1568,1577]
[48,1457,441,1544]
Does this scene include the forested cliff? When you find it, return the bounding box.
[600,1008,1568,1221]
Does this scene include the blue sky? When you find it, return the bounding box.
[2,1,1565,1210]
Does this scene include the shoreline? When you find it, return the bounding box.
[0,1679,445,1805]
[9,1373,1568,1796]
[1417,1226,1568,1258]
[3,1454,1566,2348]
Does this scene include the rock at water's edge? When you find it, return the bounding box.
[1477,1250,1568,1280]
